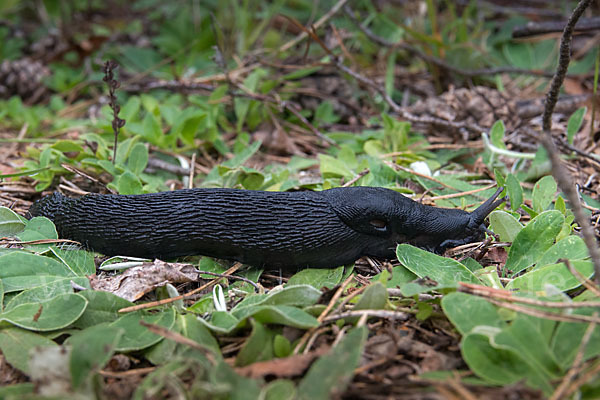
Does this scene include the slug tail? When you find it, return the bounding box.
[471,187,506,224]
[27,192,73,220]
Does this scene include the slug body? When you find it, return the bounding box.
[28,187,504,269]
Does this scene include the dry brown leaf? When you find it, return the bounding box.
[89,260,201,301]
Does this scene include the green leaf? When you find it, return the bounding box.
[127,142,149,175]
[555,195,566,214]
[146,311,221,365]
[374,265,418,288]
[260,285,322,307]
[537,235,589,267]
[51,139,84,154]
[287,266,344,289]
[0,383,34,398]
[222,140,261,168]
[0,251,75,293]
[116,171,143,194]
[51,247,96,276]
[349,282,388,323]
[381,114,408,152]
[532,176,557,213]
[109,308,176,351]
[474,266,504,289]
[273,334,292,358]
[282,66,321,80]
[4,277,90,310]
[234,69,267,131]
[488,210,523,242]
[318,154,355,179]
[120,95,141,122]
[140,112,163,144]
[177,313,220,354]
[396,244,480,288]
[200,310,242,334]
[505,210,564,276]
[179,112,206,145]
[233,305,319,329]
[97,159,121,176]
[213,360,262,400]
[298,326,367,400]
[0,206,26,236]
[442,292,506,335]
[261,379,297,400]
[68,324,124,388]
[0,327,57,373]
[551,308,600,368]
[506,260,595,293]
[505,174,522,211]
[566,107,586,145]
[235,319,274,367]
[17,216,58,252]
[489,120,506,149]
[314,101,339,125]
[0,293,88,331]
[72,290,134,329]
[462,331,534,385]
[494,316,561,384]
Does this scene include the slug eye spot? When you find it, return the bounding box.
[369,219,387,232]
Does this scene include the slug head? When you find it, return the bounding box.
[325,186,506,258]
[429,186,507,253]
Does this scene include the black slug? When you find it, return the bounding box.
[28,186,505,269]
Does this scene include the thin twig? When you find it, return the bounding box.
[188,152,196,189]
[538,0,600,284]
[342,169,370,187]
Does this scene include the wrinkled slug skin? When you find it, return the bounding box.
[28,187,498,269]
